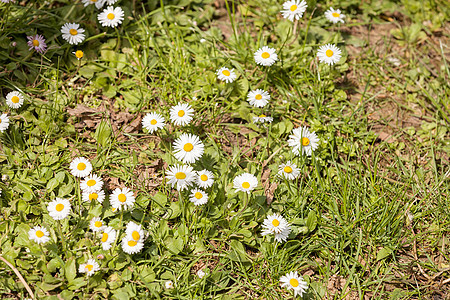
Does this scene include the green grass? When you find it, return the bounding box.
[0,0,449,299]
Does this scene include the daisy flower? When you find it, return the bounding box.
[82,0,105,9]
[0,113,10,132]
[280,271,308,297]
[173,133,205,164]
[122,236,144,254]
[288,126,319,156]
[247,89,270,108]
[261,213,291,243]
[325,7,345,24]
[80,173,104,193]
[28,226,50,244]
[47,198,71,220]
[166,164,196,191]
[281,0,308,22]
[253,114,273,124]
[189,189,208,206]
[317,44,342,65]
[278,161,300,180]
[82,190,105,203]
[165,280,174,289]
[233,173,258,194]
[78,259,100,277]
[5,91,24,109]
[89,217,105,232]
[73,50,84,60]
[69,157,92,178]
[196,169,214,189]
[254,46,278,66]
[100,226,116,250]
[61,23,86,45]
[26,34,47,53]
[125,221,144,242]
[109,187,135,211]
[216,67,237,83]
[98,6,124,28]
[142,112,165,134]
[169,103,194,126]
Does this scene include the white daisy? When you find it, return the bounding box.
[69,157,92,178]
[121,236,144,254]
[61,23,86,45]
[81,0,105,9]
[27,34,47,54]
[105,0,118,5]
[216,67,237,83]
[0,113,10,133]
[28,226,50,244]
[261,213,291,243]
[80,173,104,193]
[317,44,342,65]
[98,6,124,28]
[142,112,165,134]
[165,280,174,289]
[195,169,214,189]
[47,198,71,220]
[82,190,105,203]
[89,217,105,232]
[288,126,319,156]
[278,161,300,180]
[325,7,345,24]
[173,133,205,164]
[189,189,208,206]
[280,271,308,297]
[5,91,24,109]
[78,259,100,277]
[233,173,258,194]
[166,164,196,191]
[125,221,144,242]
[169,103,194,126]
[247,89,270,108]
[109,187,135,211]
[100,226,116,250]
[73,50,84,60]
[253,114,273,124]
[281,0,308,22]
[254,46,278,66]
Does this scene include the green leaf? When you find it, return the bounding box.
[165,236,184,255]
[228,240,250,262]
[376,247,393,261]
[64,257,77,283]
[46,178,59,192]
[94,121,112,147]
[306,211,317,232]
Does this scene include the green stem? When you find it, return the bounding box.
[57,220,67,253]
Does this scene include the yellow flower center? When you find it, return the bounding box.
[132,231,140,241]
[301,137,310,146]
[183,143,194,152]
[118,193,127,203]
[86,264,93,272]
[259,114,266,118]
[255,94,262,100]
[332,12,340,18]
[284,166,293,173]
[290,4,297,11]
[92,0,97,2]
[77,162,86,170]
[69,29,78,36]
[0,119,2,123]
[55,203,64,212]
[261,52,270,59]
[195,192,203,199]
[36,230,44,238]
[272,219,280,227]
[222,70,230,76]
[32,40,40,47]
[89,193,98,200]
[11,96,20,103]
[178,110,185,117]
[75,50,84,59]
[175,172,186,180]
[326,49,334,57]
[200,174,208,181]
[101,233,108,242]
[290,278,299,287]
[87,179,96,187]
[107,13,115,20]
[94,221,102,228]
[128,240,137,247]
[150,119,157,125]
[242,182,250,189]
